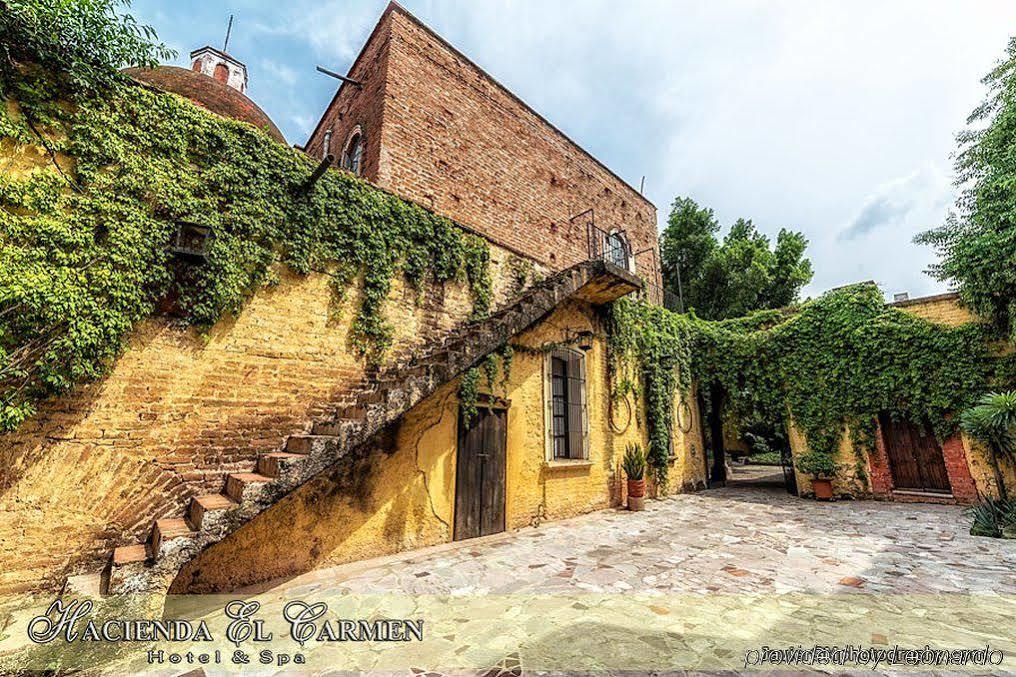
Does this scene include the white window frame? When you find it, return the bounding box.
[543,349,589,462]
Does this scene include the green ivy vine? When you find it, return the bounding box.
[607,299,695,484]
[458,344,514,426]
[0,66,491,431]
[608,283,1007,485]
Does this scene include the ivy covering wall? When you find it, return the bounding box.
[0,67,491,431]
[609,284,1007,485]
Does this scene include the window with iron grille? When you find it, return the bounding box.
[342,128,364,176]
[605,230,632,271]
[545,350,588,460]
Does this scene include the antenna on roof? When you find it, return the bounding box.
[223,14,234,53]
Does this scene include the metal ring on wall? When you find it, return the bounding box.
[609,394,632,434]
[677,399,693,433]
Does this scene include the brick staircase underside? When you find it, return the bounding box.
[64,260,641,597]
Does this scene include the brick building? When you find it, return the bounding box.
[303,2,660,284]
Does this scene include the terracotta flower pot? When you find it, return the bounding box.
[627,478,646,499]
[812,478,834,500]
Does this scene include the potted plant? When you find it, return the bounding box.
[622,443,647,511]
[795,451,837,500]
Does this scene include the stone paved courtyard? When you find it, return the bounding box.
[263,483,1016,598]
[80,485,1014,675]
[169,484,1013,674]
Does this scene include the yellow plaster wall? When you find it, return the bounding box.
[891,294,977,327]
[787,422,869,498]
[172,299,708,592]
[503,302,619,525]
[171,380,462,593]
[0,238,540,594]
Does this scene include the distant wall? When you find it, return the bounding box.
[889,292,977,327]
[789,293,1014,503]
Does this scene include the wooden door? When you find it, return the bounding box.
[454,405,507,540]
[879,413,951,493]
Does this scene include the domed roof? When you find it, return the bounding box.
[122,65,286,144]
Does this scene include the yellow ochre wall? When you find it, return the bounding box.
[172,299,708,593]
[0,241,544,595]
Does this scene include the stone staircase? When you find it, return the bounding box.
[63,260,640,597]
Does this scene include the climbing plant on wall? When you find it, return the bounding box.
[0,65,491,431]
[607,298,696,484]
[608,283,1005,484]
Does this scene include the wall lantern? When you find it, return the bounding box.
[171,221,214,261]
[575,330,595,352]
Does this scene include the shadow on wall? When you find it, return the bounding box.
[0,259,502,595]
[168,385,461,594]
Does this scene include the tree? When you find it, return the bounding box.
[659,197,719,307]
[0,0,174,92]
[660,197,813,320]
[916,37,1016,340]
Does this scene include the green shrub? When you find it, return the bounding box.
[961,391,1016,457]
[968,497,1016,538]
[794,451,838,479]
[747,450,782,466]
[0,67,491,431]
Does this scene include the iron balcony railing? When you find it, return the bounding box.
[575,210,684,313]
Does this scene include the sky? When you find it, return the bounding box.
[129,0,1016,300]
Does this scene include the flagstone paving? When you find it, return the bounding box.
[268,484,1016,598]
[105,486,1014,675]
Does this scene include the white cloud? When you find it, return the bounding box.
[839,167,953,241]
[260,59,298,86]
[390,0,1015,298]
[133,0,1016,300]
[288,113,316,137]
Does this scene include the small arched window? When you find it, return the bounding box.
[213,62,229,85]
[341,128,365,176]
[605,230,632,271]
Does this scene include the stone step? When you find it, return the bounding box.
[112,543,149,566]
[285,434,325,455]
[339,404,367,420]
[225,472,273,503]
[188,493,238,530]
[311,419,362,437]
[63,572,104,598]
[150,517,196,555]
[257,452,306,478]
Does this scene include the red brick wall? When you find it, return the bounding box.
[304,11,392,182]
[305,5,660,281]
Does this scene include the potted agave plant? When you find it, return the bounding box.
[623,443,647,511]
[795,451,837,500]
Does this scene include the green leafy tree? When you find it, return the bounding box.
[916,37,1016,339]
[0,0,174,91]
[660,198,813,320]
[659,197,719,305]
